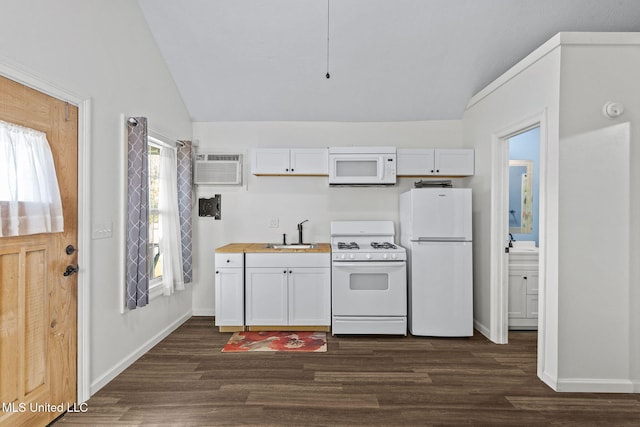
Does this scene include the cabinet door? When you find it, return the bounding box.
[245,268,288,325]
[214,268,244,326]
[252,148,291,174]
[525,271,539,295]
[508,273,527,319]
[525,271,539,319]
[290,148,328,175]
[397,148,435,176]
[526,294,539,318]
[434,149,474,175]
[288,268,330,325]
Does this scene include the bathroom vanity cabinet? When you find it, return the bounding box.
[508,247,539,330]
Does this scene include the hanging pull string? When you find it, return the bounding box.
[326,0,331,79]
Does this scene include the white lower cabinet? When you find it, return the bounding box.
[288,268,331,325]
[245,268,288,325]
[245,253,330,326]
[214,253,244,327]
[508,252,539,330]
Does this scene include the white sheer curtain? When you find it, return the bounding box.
[158,147,184,295]
[0,120,64,237]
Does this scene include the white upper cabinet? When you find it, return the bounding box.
[397,149,435,176]
[252,148,328,175]
[435,149,475,175]
[252,148,290,174]
[397,148,474,176]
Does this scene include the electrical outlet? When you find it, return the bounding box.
[268,217,279,228]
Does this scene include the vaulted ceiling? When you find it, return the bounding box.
[137,0,640,122]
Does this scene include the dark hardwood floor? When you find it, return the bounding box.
[55,317,640,426]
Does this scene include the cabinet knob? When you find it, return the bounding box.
[226,259,230,263]
[291,169,294,172]
[523,276,527,280]
[430,169,434,173]
[289,270,292,274]
[215,271,219,274]
[436,169,440,173]
[283,270,287,274]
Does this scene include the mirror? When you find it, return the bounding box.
[509,160,533,234]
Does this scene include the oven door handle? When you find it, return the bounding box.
[333,261,406,268]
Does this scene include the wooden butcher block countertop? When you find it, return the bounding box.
[216,243,331,253]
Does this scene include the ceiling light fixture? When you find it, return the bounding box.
[325,0,331,79]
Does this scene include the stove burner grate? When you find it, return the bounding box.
[371,242,398,250]
[337,241,360,250]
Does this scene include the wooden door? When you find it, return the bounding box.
[0,75,78,427]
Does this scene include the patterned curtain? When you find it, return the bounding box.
[126,117,149,309]
[177,140,193,283]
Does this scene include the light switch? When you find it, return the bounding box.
[92,221,113,239]
[268,217,279,228]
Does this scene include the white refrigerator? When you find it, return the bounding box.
[400,188,473,337]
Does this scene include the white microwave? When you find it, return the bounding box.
[328,147,397,185]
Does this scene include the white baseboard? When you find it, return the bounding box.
[90,310,192,395]
[541,370,558,391]
[192,308,215,316]
[474,319,491,340]
[556,377,635,393]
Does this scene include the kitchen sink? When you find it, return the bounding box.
[266,243,317,249]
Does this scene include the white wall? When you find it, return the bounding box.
[0,0,193,395]
[463,32,640,392]
[557,42,640,391]
[463,37,562,384]
[191,121,463,315]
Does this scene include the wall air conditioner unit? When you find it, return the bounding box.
[193,153,242,185]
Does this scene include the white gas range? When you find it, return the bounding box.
[330,221,407,335]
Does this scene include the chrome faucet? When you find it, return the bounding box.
[297,220,309,244]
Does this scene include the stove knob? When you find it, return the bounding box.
[349,253,355,260]
[391,253,397,260]
[382,253,388,259]
[365,253,371,260]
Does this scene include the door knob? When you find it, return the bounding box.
[63,265,79,277]
[65,244,76,255]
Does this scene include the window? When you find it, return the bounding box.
[148,141,162,292]
[0,120,64,236]
[147,134,184,300]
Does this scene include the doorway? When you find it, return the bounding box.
[490,109,555,378]
[492,112,547,378]
[506,127,540,331]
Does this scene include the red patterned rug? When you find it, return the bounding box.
[222,331,327,353]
